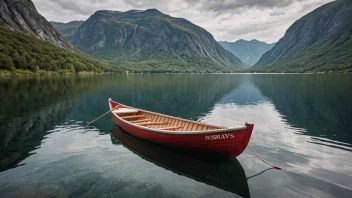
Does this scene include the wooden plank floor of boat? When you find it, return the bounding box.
[115,107,222,131]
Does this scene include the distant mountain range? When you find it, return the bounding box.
[253,0,352,73]
[51,20,84,41]
[219,40,275,67]
[69,9,246,72]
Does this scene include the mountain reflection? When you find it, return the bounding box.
[199,74,352,151]
[250,74,352,146]
[218,80,266,105]
[0,76,104,171]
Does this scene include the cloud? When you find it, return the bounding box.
[270,10,286,16]
[185,0,302,13]
[32,0,334,43]
[47,0,92,15]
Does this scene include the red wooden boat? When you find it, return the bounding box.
[109,98,254,157]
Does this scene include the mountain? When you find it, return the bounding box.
[253,0,352,73]
[219,39,275,66]
[71,9,246,72]
[51,20,84,41]
[0,26,118,73]
[0,0,117,73]
[0,0,71,48]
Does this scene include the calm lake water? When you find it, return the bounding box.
[0,74,351,198]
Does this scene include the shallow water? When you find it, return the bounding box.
[0,74,351,198]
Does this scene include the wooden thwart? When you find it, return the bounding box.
[137,121,168,126]
[158,126,183,130]
[131,119,152,123]
[120,115,145,119]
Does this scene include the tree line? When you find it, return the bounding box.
[0,27,121,73]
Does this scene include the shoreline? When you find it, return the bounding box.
[0,70,350,76]
[0,70,121,76]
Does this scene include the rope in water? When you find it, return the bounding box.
[246,167,274,180]
[247,144,281,170]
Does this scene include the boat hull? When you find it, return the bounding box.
[109,100,253,157]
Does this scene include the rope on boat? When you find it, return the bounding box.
[87,105,119,126]
[247,144,281,170]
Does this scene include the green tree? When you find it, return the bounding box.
[0,53,15,71]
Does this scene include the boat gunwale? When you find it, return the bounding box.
[109,99,249,135]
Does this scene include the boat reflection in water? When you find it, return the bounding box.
[110,125,250,198]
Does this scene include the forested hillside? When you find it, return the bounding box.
[0,27,118,73]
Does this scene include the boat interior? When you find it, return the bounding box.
[112,105,224,131]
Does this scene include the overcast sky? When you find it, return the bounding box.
[32,0,334,43]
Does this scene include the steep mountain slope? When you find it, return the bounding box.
[51,20,84,41]
[0,0,71,48]
[219,39,275,66]
[71,9,245,72]
[0,0,117,73]
[0,27,116,73]
[253,0,352,73]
